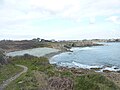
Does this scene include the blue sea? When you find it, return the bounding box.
[50,42,120,72]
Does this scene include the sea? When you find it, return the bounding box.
[50,42,120,72]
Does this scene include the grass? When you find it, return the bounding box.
[0,64,23,84]
[74,74,120,90]
[5,56,57,90]
[4,56,120,90]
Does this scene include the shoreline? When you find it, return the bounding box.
[44,50,66,59]
[44,45,102,59]
[45,51,120,87]
[45,50,120,74]
[6,46,120,74]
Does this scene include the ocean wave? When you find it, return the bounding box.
[70,47,93,51]
[72,61,103,69]
[72,62,120,72]
[50,61,120,72]
[100,66,120,72]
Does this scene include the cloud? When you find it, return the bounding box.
[57,0,120,21]
[106,16,120,24]
[89,17,96,24]
[1,0,120,22]
[0,0,120,40]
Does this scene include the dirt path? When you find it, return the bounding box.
[0,65,28,90]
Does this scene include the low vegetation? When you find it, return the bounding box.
[3,55,120,90]
[0,50,23,85]
[0,64,23,84]
[74,74,119,90]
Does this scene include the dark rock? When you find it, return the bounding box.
[114,68,119,69]
[103,70,113,73]
[0,52,9,65]
[117,71,120,73]
[90,68,102,71]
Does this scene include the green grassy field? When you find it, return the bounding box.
[5,56,57,90]
[3,56,120,90]
[0,64,23,84]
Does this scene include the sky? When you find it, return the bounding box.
[0,0,120,40]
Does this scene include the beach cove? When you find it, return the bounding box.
[4,43,120,89]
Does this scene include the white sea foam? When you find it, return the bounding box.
[72,61,120,72]
[50,60,120,72]
[100,66,120,72]
[51,61,103,69]
[72,61,103,69]
[70,47,93,51]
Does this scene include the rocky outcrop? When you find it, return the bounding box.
[50,40,103,50]
[0,49,9,65]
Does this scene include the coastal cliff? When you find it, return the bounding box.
[0,39,103,52]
